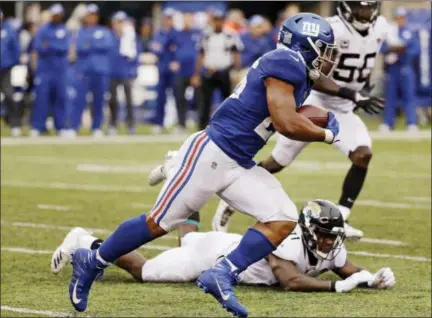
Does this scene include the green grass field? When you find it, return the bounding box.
[1,134,431,317]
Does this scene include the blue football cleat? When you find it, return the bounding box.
[68,248,105,312]
[196,259,248,318]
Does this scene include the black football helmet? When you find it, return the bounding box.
[337,1,380,31]
[298,199,346,261]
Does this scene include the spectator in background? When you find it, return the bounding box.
[0,9,22,137]
[193,9,242,130]
[380,7,421,132]
[170,11,201,134]
[70,3,113,137]
[139,17,153,53]
[109,11,140,136]
[30,4,70,137]
[268,11,285,49]
[149,8,176,135]
[224,9,246,34]
[231,15,271,88]
[240,15,272,69]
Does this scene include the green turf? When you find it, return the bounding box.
[1,136,431,317]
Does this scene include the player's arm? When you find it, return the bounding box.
[265,77,335,143]
[313,73,384,115]
[268,254,334,292]
[269,254,381,293]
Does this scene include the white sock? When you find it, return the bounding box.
[77,234,100,250]
[338,205,351,221]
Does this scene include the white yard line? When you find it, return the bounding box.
[293,197,430,211]
[404,196,431,203]
[130,202,154,210]
[1,130,429,146]
[355,200,430,210]
[1,220,407,247]
[0,220,177,241]
[37,204,71,212]
[76,163,154,174]
[0,306,74,317]
[1,180,149,193]
[349,251,431,262]
[359,238,407,246]
[2,245,430,263]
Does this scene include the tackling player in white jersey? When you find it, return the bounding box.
[212,1,390,240]
[52,200,395,293]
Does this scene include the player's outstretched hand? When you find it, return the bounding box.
[324,112,340,144]
[354,87,384,115]
[335,270,375,293]
[368,267,396,289]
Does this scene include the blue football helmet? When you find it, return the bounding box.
[278,13,338,78]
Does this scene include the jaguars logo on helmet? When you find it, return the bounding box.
[299,199,346,261]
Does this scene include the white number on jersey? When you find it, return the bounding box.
[254,117,274,142]
[231,57,261,99]
[333,52,377,84]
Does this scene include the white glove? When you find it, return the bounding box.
[335,270,375,293]
[368,267,396,289]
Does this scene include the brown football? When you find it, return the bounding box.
[297,105,329,128]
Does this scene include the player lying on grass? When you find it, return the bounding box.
[52,200,395,293]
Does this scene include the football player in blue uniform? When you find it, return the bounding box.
[66,13,358,317]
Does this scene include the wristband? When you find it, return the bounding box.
[338,87,357,102]
[324,129,334,144]
[330,281,336,292]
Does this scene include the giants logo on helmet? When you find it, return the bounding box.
[302,22,320,37]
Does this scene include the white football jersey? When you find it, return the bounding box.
[272,226,347,277]
[239,226,347,285]
[305,15,389,113]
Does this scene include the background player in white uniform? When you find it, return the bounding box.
[52,200,395,293]
[212,1,388,241]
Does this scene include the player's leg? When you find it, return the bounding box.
[198,165,298,317]
[68,131,221,312]
[381,70,398,130]
[400,67,418,131]
[70,73,89,133]
[30,74,51,134]
[53,73,67,133]
[212,133,308,232]
[333,112,372,240]
[53,212,201,282]
[91,74,108,134]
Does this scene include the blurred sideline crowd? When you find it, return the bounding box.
[1,2,431,138]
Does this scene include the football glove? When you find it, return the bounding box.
[353,86,385,115]
[324,112,340,144]
[339,86,384,115]
[335,270,375,293]
[367,267,396,289]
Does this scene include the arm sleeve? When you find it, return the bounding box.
[272,236,303,264]
[333,244,348,269]
[259,49,306,87]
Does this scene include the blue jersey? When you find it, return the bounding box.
[207,48,313,169]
